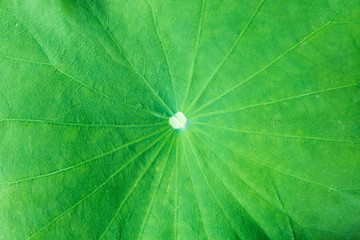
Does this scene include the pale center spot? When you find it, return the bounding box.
[169,112,187,129]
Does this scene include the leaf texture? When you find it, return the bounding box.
[0,0,360,239]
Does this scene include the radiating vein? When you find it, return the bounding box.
[137,134,175,240]
[85,0,174,115]
[145,0,178,109]
[192,129,344,235]
[271,179,296,240]
[173,138,180,240]
[185,133,246,239]
[302,226,360,236]
[9,12,166,119]
[331,20,360,24]
[338,187,360,191]
[55,8,135,72]
[181,138,209,239]
[193,122,360,144]
[181,0,206,110]
[194,126,342,191]
[188,0,353,115]
[185,0,265,113]
[192,129,303,230]
[0,184,10,197]
[0,54,51,65]
[0,118,166,128]
[99,132,173,240]
[190,82,359,118]
[196,127,360,214]
[189,22,332,115]
[27,129,170,240]
[54,64,167,119]
[192,130,296,239]
[2,127,168,186]
[329,0,349,22]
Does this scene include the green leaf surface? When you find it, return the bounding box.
[1,0,360,239]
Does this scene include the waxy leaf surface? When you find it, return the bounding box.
[1,0,360,239]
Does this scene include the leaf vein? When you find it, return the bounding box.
[181,0,207,110]
[85,0,174,115]
[185,0,265,113]
[194,122,360,144]
[137,134,175,240]
[2,128,168,186]
[27,129,170,240]
[191,83,359,118]
[0,118,166,128]
[99,132,173,240]
[190,22,332,115]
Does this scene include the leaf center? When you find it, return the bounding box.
[169,112,187,129]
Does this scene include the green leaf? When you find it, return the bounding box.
[1,0,360,239]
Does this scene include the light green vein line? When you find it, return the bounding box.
[193,126,339,191]
[2,127,168,186]
[54,6,134,73]
[0,118,166,128]
[173,137,180,240]
[188,1,351,115]
[0,54,52,65]
[185,0,265,114]
[54,65,168,119]
[145,0,178,110]
[137,134,176,240]
[192,129,351,238]
[85,0,174,116]
[189,22,332,116]
[193,122,360,144]
[192,129,301,233]
[0,184,10,197]
[190,83,359,118]
[185,133,245,239]
[181,137,209,239]
[331,21,360,24]
[302,226,360,236]
[271,183,296,240]
[99,132,173,240]
[193,132,276,238]
[194,127,360,212]
[181,0,206,111]
[9,12,166,120]
[329,0,349,22]
[338,187,360,191]
[27,129,170,240]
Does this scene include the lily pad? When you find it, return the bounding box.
[1,0,359,239]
